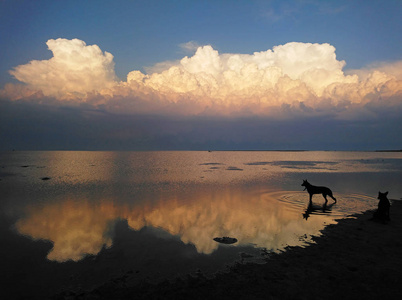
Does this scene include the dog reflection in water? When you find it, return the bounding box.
[303,199,335,220]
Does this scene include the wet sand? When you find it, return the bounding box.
[54,200,402,299]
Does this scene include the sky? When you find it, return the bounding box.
[0,0,401,151]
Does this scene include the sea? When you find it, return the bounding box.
[1,151,402,299]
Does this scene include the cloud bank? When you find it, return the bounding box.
[8,39,117,99]
[1,38,401,151]
[3,38,401,118]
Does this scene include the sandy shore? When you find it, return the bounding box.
[54,200,402,300]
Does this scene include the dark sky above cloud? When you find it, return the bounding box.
[1,98,401,151]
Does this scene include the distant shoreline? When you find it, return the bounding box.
[3,149,402,152]
[375,149,402,152]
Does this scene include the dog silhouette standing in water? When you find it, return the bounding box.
[301,180,337,204]
[372,191,390,222]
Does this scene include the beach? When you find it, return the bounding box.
[54,200,402,300]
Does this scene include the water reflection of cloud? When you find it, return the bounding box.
[15,200,118,261]
[15,188,331,262]
[32,152,116,185]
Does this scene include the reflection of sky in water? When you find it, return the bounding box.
[3,151,402,187]
[15,189,350,262]
[1,151,401,268]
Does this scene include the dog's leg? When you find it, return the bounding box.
[323,194,328,204]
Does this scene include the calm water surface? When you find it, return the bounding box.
[1,151,402,299]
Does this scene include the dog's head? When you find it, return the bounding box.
[301,179,308,190]
[378,191,389,200]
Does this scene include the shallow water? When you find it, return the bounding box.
[1,151,401,298]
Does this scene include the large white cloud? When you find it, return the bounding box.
[8,38,117,99]
[3,38,402,117]
[127,42,357,102]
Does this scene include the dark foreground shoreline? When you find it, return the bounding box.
[54,201,402,300]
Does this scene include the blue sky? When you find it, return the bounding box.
[0,0,401,150]
[1,0,401,84]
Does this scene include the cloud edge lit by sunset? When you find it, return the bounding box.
[1,38,401,121]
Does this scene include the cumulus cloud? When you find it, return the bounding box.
[3,38,402,118]
[179,40,201,53]
[8,38,117,99]
[136,42,354,98]
[346,60,402,81]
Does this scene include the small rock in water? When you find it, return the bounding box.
[213,236,238,244]
[41,177,51,181]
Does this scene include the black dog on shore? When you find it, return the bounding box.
[301,180,337,204]
[372,191,391,222]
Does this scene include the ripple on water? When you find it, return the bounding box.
[274,191,377,219]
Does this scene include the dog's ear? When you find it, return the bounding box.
[385,191,389,195]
